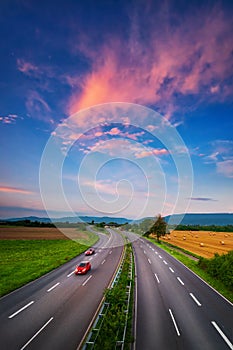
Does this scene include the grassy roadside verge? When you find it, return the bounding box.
[0,239,90,297]
[147,238,233,303]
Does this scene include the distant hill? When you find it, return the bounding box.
[2,213,233,226]
[164,213,233,226]
[3,215,130,225]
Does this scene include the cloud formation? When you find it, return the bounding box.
[204,140,233,178]
[68,3,233,118]
[0,186,34,195]
[0,114,21,124]
[189,197,217,202]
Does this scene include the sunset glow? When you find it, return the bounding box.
[0,0,233,219]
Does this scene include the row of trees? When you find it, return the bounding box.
[176,224,233,232]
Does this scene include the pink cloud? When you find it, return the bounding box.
[0,186,34,195]
[135,148,169,159]
[68,5,233,118]
[17,59,39,76]
[108,127,121,136]
[0,114,21,124]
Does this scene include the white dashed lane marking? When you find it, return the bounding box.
[8,301,34,319]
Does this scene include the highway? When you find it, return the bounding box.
[0,228,124,350]
[125,233,233,350]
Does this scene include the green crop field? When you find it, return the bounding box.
[0,239,89,297]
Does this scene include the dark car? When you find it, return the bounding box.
[75,261,91,275]
[85,248,95,256]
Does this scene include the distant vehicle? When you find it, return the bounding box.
[85,248,95,256]
[75,261,91,275]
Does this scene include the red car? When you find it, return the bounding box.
[85,248,95,256]
[75,261,91,275]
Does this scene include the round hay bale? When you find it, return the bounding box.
[220,241,225,245]
[200,242,204,247]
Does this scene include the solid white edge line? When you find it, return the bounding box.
[20,317,54,350]
[177,277,184,285]
[8,301,34,319]
[142,236,233,306]
[47,282,60,292]
[189,293,202,306]
[67,271,75,277]
[82,275,92,286]
[169,309,180,336]
[211,321,233,350]
[148,258,151,264]
[133,249,138,350]
[154,273,160,283]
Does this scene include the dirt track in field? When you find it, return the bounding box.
[0,227,88,240]
[160,230,233,258]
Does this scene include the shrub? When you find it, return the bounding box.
[198,251,233,289]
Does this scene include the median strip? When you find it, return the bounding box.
[82,244,134,349]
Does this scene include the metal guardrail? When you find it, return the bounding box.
[82,247,133,350]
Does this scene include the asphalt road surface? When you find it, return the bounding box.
[0,228,124,350]
[125,233,233,350]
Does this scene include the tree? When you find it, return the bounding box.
[148,214,167,242]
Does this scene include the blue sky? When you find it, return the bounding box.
[0,0,233,220]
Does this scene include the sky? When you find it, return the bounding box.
[0,0,233,221]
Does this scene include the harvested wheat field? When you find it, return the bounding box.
[0,226,88,241]
[161,230,233,258]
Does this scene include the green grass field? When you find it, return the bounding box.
[0,239,90,297]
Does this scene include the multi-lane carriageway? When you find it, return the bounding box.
[0,228,232,350]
